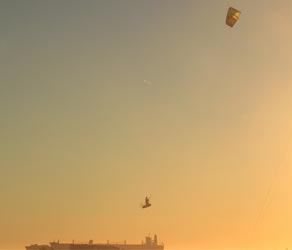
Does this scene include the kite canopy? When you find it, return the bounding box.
[226,7,241,27]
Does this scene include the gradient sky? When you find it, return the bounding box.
[1,0,292,249]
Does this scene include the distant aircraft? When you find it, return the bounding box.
[226,7,241,27]
[141,196,151,209]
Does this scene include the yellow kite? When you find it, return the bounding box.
[226,7,241,27]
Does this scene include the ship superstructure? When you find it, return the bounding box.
[26,235,164,250]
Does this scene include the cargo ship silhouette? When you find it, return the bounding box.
[26,235,164,250]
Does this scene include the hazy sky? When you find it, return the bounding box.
[1,0,292,249]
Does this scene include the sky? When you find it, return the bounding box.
[1,0,292,249]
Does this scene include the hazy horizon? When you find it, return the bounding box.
[1,0,292,249]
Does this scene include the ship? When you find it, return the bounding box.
[26,235,164,250]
